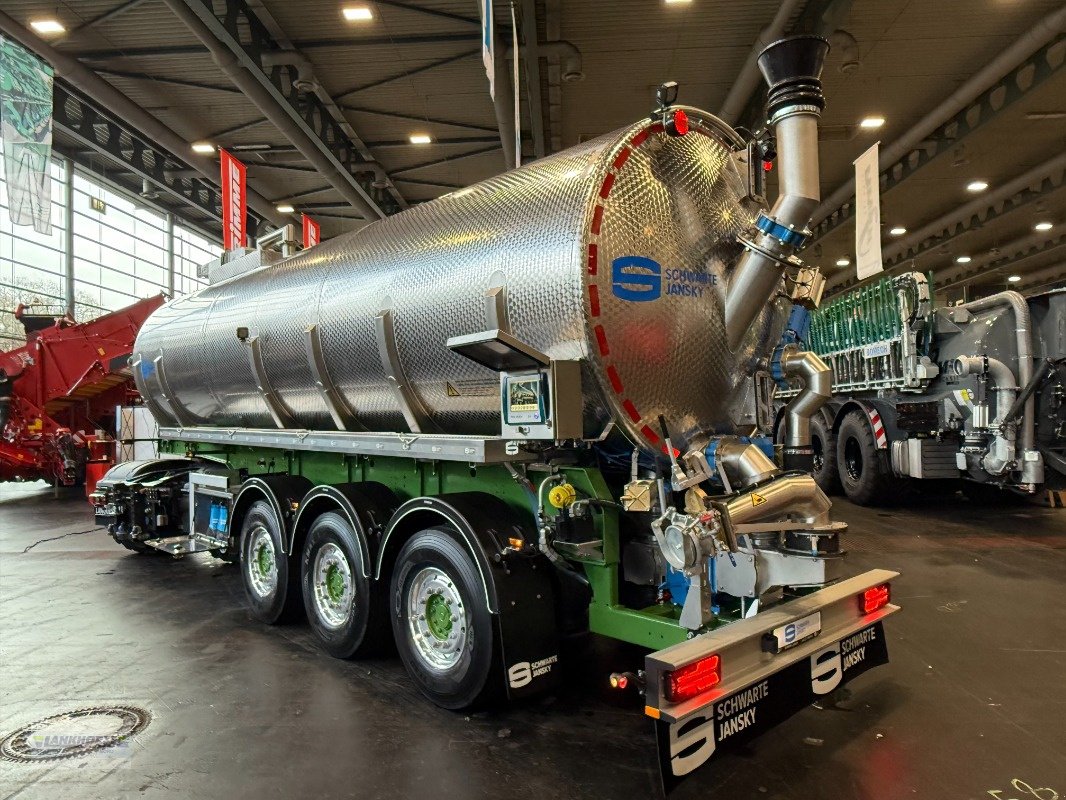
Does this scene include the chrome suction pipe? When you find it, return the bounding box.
[725,473,832,527]
[957,292,1035,454]
[954,355,1020,476]
[725,35,830,350]
[779,345,833,471]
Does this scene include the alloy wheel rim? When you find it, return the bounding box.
[406,566,467,672]
[312,542,354,629]
[246,525,277,599]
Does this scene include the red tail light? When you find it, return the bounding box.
[860,584,891,615]
[664,654,721,702]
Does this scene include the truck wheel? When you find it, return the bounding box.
[301,511,388,658]
[240,500,302,624]
[836,411,901,506]
[810,415,842,495]
[390,527,497,710]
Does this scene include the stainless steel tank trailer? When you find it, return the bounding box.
[775,272,1066,506]
[92,36,899,786]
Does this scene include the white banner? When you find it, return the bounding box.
[480,0,495,100]
[0,36,55,235]
[853,142,883,281]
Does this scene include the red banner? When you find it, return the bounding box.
[220,149,247,250]
[302,214,320,249]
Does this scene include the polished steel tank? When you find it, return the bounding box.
[133,107,788,452]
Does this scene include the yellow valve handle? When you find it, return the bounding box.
[548,483,577,509]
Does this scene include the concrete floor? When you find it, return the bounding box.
[1,481,1065,800]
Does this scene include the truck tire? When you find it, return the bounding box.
[810,415,842,495]
[836,411,902,506]
[301,511,388,658]
[240,500,302,624]
[390,527,497,710]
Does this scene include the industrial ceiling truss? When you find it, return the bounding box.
[52,81,260,241]
[812,33,1066,244]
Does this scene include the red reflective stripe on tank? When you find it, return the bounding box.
[590,122,670,444]
[591,205,604,235]
[623,399,641,423]
[600,173,616,199]
[594,325,610,356]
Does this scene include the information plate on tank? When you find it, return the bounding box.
[766,612,822,653]
[503,373,547,424]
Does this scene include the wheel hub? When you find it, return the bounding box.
[844,437,863,481]
[425,593,452,640]
[246,525,277,599]
[406,567,467,672]
[312,542,354,629]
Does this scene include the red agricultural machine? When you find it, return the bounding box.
[0,294,164,491]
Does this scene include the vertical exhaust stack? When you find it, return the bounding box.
[725,35,830,350]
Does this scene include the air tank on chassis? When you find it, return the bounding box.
[134,110,785,453]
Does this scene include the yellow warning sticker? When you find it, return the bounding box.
[751,492,767,507]
[446,382,461,397]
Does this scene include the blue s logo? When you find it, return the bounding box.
[611,256,662,302]
[784,623,797,644]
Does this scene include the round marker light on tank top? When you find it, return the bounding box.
[666,109,689,137]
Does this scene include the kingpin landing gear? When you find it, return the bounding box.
[240,500,303,624]
[390,527,498,710]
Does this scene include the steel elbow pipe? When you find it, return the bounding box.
[958,292,1033,450]
[780,345,832,456]
[507,41,584,82]
[829,29,860,74]
[715,437,781,489]
[725,37,828,350]
[725,473,832,527]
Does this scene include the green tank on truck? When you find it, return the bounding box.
[91,36,899,789]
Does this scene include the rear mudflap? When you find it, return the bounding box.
[645,569,899,793]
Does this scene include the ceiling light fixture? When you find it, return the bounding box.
[30,19,65,34]
[956,255,972,264]
[191,142,215,154]
[859,116,885,129]
[408,134,432,145]
[835,258,850,267]
[664,0,692,4]
[889,226,907,236]
[342,6,374,21]
[276,204,295,213]
[1034,221,1053,231]
[966,180,988,192]
[1008,275,1022,283]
